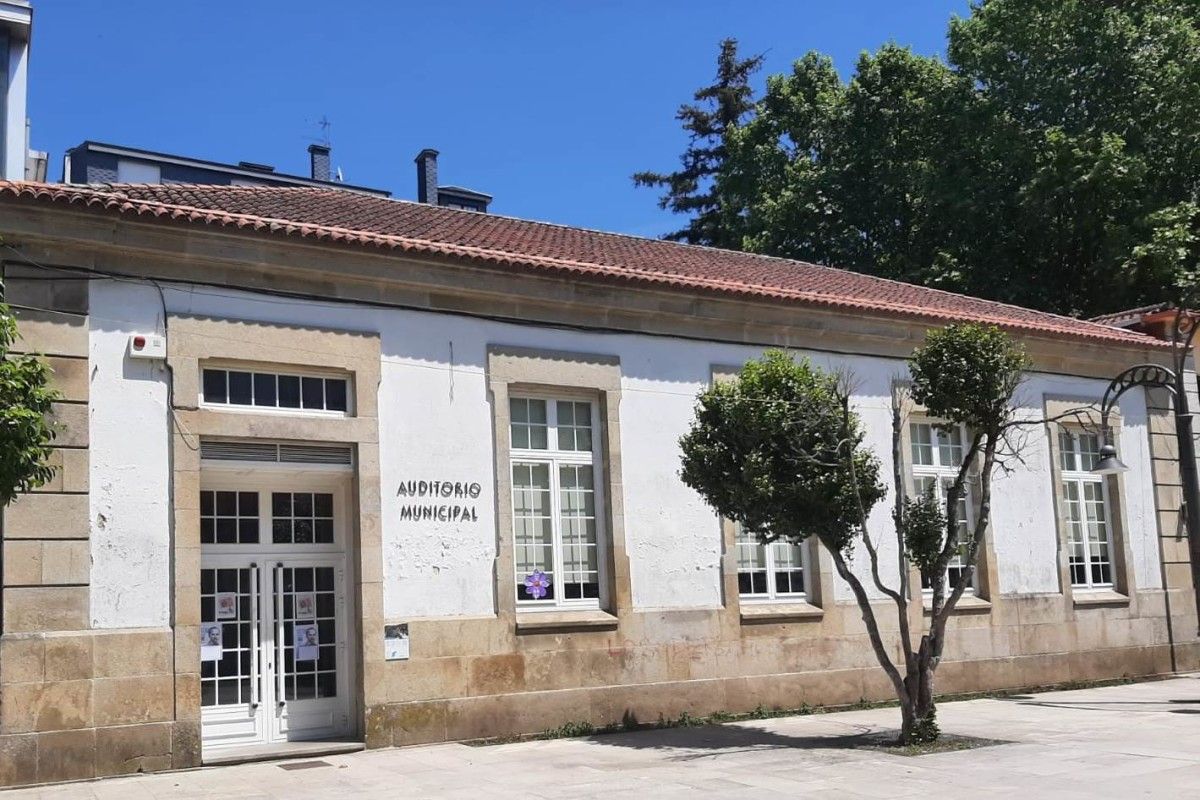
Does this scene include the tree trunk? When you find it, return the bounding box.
[899,648,939,744]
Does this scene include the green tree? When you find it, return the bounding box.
[633,38,763,247]
[679,324,1029,743]
[0,285,59,506]
[653,1,1200,317]
[719,45,983,289]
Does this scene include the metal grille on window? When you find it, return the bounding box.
[281,566,338,700]
[200,567,257,707]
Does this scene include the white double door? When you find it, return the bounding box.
[199,475,355,753]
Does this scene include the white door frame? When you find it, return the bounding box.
[199,466,359,753]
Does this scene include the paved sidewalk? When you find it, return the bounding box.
[9,676,1200,799]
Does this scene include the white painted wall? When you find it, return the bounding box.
[88,281,172,628]
[85,281,1164,626]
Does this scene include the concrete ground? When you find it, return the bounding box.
[8,675,1200,799]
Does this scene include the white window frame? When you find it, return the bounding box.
[734,524,808,603]
[909,421,976,595]
[1058,429,1116,591]
[509,393,607,611]
[200,362,353,418]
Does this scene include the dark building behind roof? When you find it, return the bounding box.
[62,140,392,196]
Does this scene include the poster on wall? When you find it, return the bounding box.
[295,592,316,620]
[215,593,238,620]
[384,623,410,661]
[201,624,223,662]
[295,623,320,661]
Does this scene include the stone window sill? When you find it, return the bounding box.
[923,594,992,614]
[739,602,824,624]
[1072,589,1130,608]
[515,609,618,634]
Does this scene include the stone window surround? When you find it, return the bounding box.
[486,346,630,632]
[1042,396,1136,606]
[166,313,383,759]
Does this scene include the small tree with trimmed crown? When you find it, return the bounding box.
[680,324,1028,743]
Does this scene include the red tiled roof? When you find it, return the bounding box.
[0,181,1162,348]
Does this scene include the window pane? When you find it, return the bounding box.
[514,461,556,602]
[216,491,237,516]
[510,399,548,450]
[1079,433,1101,471]
[736,525,769,597]
[557,401,594,452]
[203,370,227,404]
[253,373,277,407]
[314,493,333,517]
[936,426,963,467]
[1059,431,1079,472]
[278,375,301,408]
[301,377,325,409]
[1063,476,1112,588]
[228,372,252,405]
[910,423,933,466]
[325,379,348,412]
[238,492,258,516]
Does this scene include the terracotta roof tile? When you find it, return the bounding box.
[0,181,1162,348]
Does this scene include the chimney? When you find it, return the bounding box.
[308,144,331,182]
[415,148,439,204]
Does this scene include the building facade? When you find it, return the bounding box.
[0,181,1195,786]
[63,141,391,196]
[0,1,38,182]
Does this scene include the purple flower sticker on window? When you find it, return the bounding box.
[524,570,551,599]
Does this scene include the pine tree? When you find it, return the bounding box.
[634,38,763,248]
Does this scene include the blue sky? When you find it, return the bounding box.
[29,1,970,237]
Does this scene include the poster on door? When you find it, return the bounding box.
[201,624,223,662]
[296,592,316,619]
[295,623,320,661]
[215,592,238,620]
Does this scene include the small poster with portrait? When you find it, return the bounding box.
[295,592,316,620]
[215,592,238,620]
[200,623,223,662]
[384,623,410,661]
[294,623,320,662]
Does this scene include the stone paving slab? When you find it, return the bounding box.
[6,675,1200,798]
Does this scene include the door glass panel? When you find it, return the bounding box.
[280,565,338,700]
[200,567,257,708]
[272,492,335,545]
[201,491,260,545]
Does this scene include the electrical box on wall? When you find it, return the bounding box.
[128,333,166,360]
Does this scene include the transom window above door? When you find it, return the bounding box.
[200,489,338,547]
[202,366,350,414]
